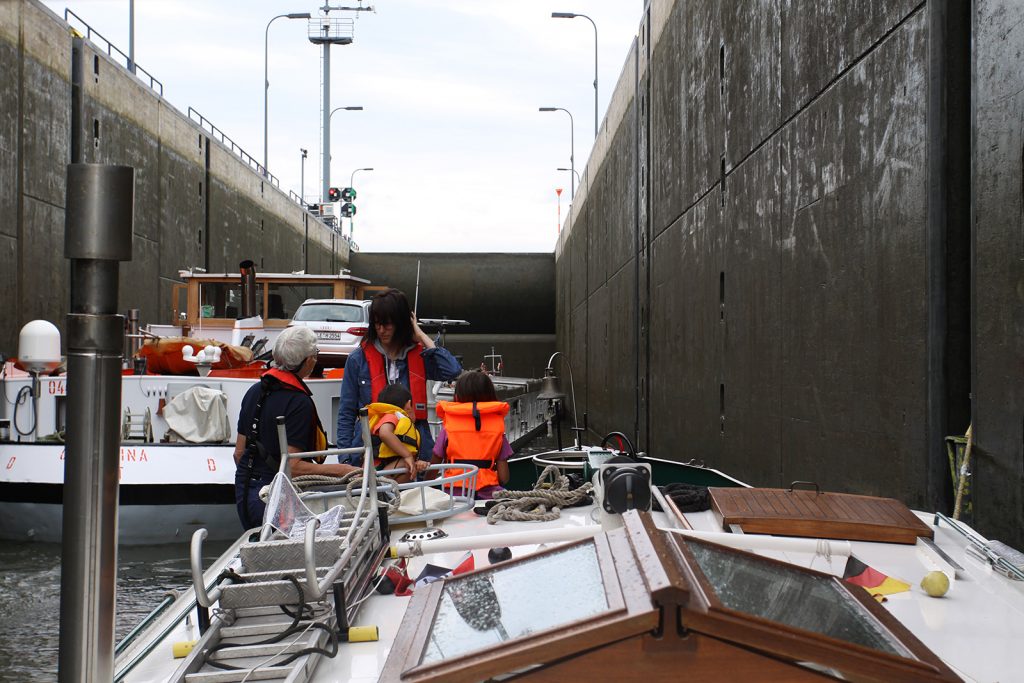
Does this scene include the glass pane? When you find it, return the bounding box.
[267,284,334,320]
[293,303,365,323]
[685,540,913,658]
[198,283,263,319]
[421,542,608,664]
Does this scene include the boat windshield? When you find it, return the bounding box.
[684,539,913,658]
[420,541,609,664]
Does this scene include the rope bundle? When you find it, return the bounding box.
[486,465,593,525]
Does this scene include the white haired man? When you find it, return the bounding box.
[233,325,359,529]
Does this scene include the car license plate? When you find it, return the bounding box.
[316,331,342,341]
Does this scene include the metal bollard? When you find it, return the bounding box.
[57,164,134,683]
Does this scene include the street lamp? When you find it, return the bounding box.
[330,105,364,121]
[558,167,581,187]
[552,12,599,138]
[348,167,374,238]
[328,107,364,179]
[264,12,311,174]
[540,107,575,198]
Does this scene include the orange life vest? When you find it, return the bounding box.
[436,400,509,489]
[261,368,328,453]
[362,341,428,420]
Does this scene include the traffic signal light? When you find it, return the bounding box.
[328,187,341,202]
[340,203,357,218]
[341,187,356,202]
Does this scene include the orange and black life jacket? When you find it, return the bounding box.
[259,368,328,453]
[362,341,428,420]
[436,400,509,489]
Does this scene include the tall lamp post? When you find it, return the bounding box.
[309,21,354,203]
[264,12,311,174]
[540,107,575,199]
[329,106,365,171]
[552,12,598,138]
[349,167,374,238]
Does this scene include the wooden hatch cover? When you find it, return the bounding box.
[708,484,933,543]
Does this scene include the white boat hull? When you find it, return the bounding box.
[0,369,345,545]
[0,443,240,544]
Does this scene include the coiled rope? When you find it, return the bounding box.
[486,465,593,525]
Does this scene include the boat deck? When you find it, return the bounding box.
[120,497,1024,683]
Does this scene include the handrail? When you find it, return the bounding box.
[191,528,216,607]
[292,463,479,525]
[64,9,164,96]
[341,413,376,549]
[310,412,378,599]
[933,512,1024,581]
[187,106,279,186]
[304,517,321,591]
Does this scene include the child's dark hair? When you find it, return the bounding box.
[378,383,412,408]
[454,370,498,402]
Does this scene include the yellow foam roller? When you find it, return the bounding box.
[172,640,197,658]
[346,625,379,642]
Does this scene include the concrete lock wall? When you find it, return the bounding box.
[0,0,347,353]
[558,0,1023,546]
[350,252,556,379]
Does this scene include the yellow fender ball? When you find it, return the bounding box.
[920,570,950,597]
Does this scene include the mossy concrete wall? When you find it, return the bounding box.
[350,252,555,379]
[0,0,346,351]
[558,0,1021,546]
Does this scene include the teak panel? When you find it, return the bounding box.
[709,488,933,543]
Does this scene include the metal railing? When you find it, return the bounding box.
[187,107,280,186]
[64,9,163,96]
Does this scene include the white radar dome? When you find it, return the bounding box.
[18,320,62,373]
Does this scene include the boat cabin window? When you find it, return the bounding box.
[420,541,609,665]
[265,283,334,320]
[199,283,263,319]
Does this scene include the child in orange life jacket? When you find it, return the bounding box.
[431,371,512,499]
[367,384,426,484]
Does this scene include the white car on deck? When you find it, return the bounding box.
[287,298,370,371]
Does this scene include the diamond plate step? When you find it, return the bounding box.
[240,536,349,573]
[219,577,320,609]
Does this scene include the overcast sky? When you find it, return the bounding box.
[42,1,641,253]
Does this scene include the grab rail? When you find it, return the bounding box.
[187,107,279,185]
[64,9,164,96]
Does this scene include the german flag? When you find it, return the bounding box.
[843,555,910,598]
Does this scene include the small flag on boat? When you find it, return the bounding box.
[843,555,910,598]
[395,551,475,596]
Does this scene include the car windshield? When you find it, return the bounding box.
[292,303,365,323]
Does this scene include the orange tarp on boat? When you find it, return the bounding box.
[138,338,255,375]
